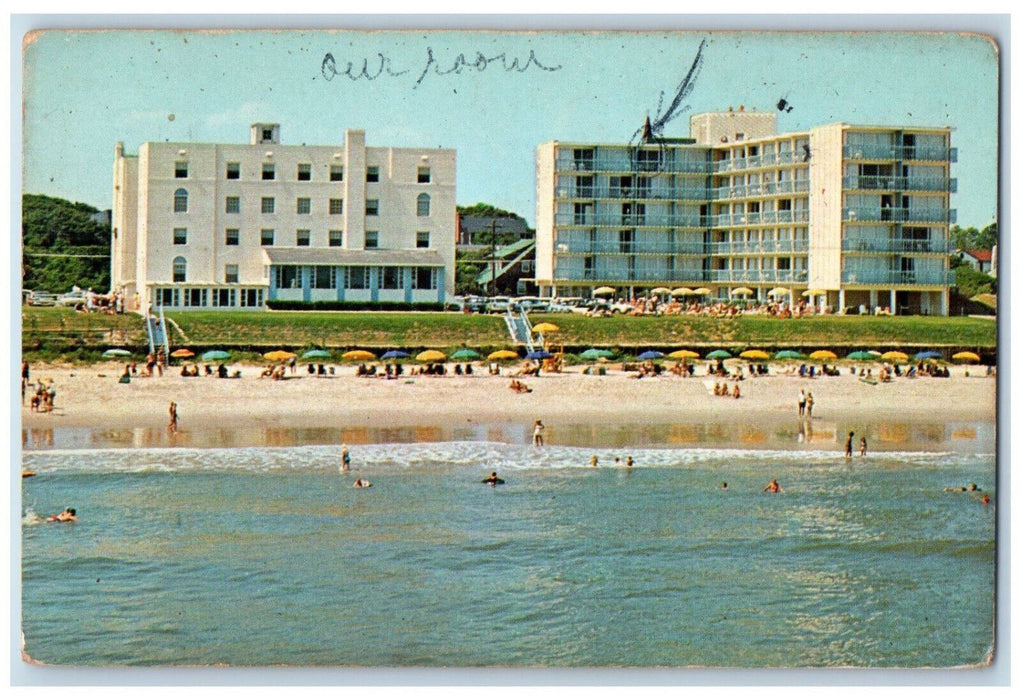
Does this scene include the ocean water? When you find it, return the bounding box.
[20,435,996,668]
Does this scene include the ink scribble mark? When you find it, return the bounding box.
[630,38,707,145]
[777,97,793,113]
[320,47,561,89]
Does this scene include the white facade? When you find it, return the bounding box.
[535,110,956,315]
[112,125,456,310]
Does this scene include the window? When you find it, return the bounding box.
[413,267,436,290]
[226,162,240,180]
[175,161,188,178]
[296,197,311,214]
[313,266,335,289]
[183,289,207,308]
[330,165,344,182]
[173,227,188,245]
[366,166,379,182]
[329,230,344,247]
[262,128,274,142]
[213,289,235,307]
[262,163,275,180]
[296,229,311,246]
[416,231,430,248]
[225,264,239,284]
[276,266,300,289]
[297,163,311,181]
[225,228,240,246]
[239,289,264,307]
[173,188,188,213]
[261,229,275,246]
[380,266,402,289]
[225,196,240,214]
[365,231,379,249]
[156,288,179,307]
[416,193,430,216]
[347,266,368,289]
[418,166,431,183]
[172,256,187,282]
[261,197,276,214]
[366,199,379,216]
[329,198,344,215]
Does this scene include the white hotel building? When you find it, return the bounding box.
[535,109,957,315]
[112,124,456,310]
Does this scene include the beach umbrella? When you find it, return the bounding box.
[301,349,332,360]
[532,322,560,334]
[263,350,296,362]
[668,349,700,359]
[451,348,481,361]
[802,288,827,297]
[201,350,231,362]
[525,350,554,360]
[379,350,409,360]
[342,349,377,361]
[650,287,672,296]
[914,350,943,360]
[809,350,837,361]
[867,350,883,358]
[693,287,712,295]
[881,351,909,363]
[731,287,754,296]
[102,348,132,358]
[580,348,614,360]
[847,350,876,361]
[671,287,694,296]
[706,350,732,360]
[487,349,519,361]
[637,350,664,361]
[739,349,771,360]
[593,286,616,296]
[952,351,981,363]
[416,350,447,363]
[774,350,804,360]
[767,287,791,297]
[170,348,195,358]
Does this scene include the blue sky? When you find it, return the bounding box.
[20,24,1000,229]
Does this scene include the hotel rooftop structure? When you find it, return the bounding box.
[112,124,456,310]
[535,109,957,314]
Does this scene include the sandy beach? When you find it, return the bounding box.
[21,360,997,442]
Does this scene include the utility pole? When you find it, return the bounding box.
[489,218,498,296]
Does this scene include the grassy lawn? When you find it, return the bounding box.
[22,307,997,361]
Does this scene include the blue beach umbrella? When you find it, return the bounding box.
[201,350,231,362]
[526,350,553,360]
[915,350,943,360]
[637,350,664,361]
[380,350,410,360]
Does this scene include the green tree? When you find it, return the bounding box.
[22,193,111,292]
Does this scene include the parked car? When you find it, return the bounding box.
[485,296,512,313]
[56,291,87,307]
[26,290,56,306]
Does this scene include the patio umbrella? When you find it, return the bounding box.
[731,287,754,296]
[451,349,481,361]
[302,349,333,360]
[650,287,672,296]
[263,350,296,362]
[342,350,377,361]
[416,350,447,363]
[668,349,700,359]
[380,350,409,360]
[952,351,981,363]
[802,289,827,296]
[201,350,231,362]
[847,350,876,361]
[593,286,616,296]
[706,350,732,360]
[767,287,791,296]
[170,348,195,358]
[739,349,770,360]
[693,288,712,295]
[881,351,909,363]
[526,350,554,360]
[580,348,614,360]
[532,322,560,334]
[774,350,804,360]
[102,348,132,357]
[487,350,519,361]
[914,350,943,360]
[637,350,664,361]
[809,350,837,361]
[671,287,694,296]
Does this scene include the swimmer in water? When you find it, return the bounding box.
[763,479,784,494]
[590,455,598,468]
[352,478,372,488]
[626,456,634,468]
[482,471,505,486]
[48,508,77,522]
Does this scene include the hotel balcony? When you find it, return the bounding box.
[554,185,711,201]
[842,175,957,193]
[841,238,951,254]
[711,240,810,255]
[552,267,713,283]
[555,155,713,175]
[842,145,957,162]
[711,210,810,227]
[708,269,809,284]
[712,180,810,200]
[842,207,956,224]
[555,242,708,256]
[841,270,956,286]
[712,151,809,173]
[554,213,710,228]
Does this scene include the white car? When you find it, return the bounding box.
[26,291,56,306]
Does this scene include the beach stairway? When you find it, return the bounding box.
[505,309,537,354]
[145,306,172,357]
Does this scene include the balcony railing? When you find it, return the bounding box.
[555,242,708,256]
[841,238,950,254]
[712,210,810,227]
[842,207,956,224]
[556,156,713,174]
[711,240,810,255]
[842,175,957,192]
[712,180,810,199]
[842,145,957,162]
[708,269,809,284]
[554,213,710,228]
[712,151,807,173]
[555,185,711,201]
[841,270,955,286]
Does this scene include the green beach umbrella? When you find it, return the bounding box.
[102,348,132,358]
[706,350,732,360]
[847,351,876,361]
[451,349,481,361]
[579,348,614,360]
[201,350,231,362]
[774,350,804,360]
[301,349,332,360]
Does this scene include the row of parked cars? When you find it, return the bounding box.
[24,289,88,307]
[454,295,630,315]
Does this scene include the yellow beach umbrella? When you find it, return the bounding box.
[802,288,827,297]
[740,349,771,360]
[767,287,791,296]
[170,348,195,358]
[671,287,694,296]
[532,322,560,334]
[487,349,519,361]
[342,349,376,361]
[263,350,296,362]
[593,286,616,295]
[693,287,712,295]
[809,350,837,360]
[416,350,447,363]
[668,349,700,359]
[650,287,672,295]
[731,287,754,296]
[881,351,909,363]
[952,351,981,363]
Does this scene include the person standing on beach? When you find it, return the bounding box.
[797,389,807,417]
[533,420,545,447]
[845,431,855,458]
[167,401,179,433]
[805,392,814,418]
[859,436,868,456]
[340,444,351,472]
